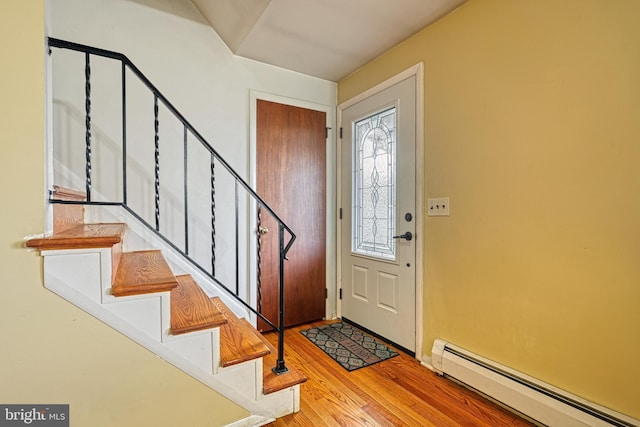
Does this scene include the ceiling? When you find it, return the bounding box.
[190,0,467,81]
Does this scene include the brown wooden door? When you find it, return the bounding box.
[256,99,326,330]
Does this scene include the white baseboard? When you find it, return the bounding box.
[420,353,435,372]
[224,415,274,427]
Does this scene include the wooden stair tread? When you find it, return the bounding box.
[210,297,270,367]
[26,223,126,250]
[50,185,87,201]
[111,250,178,297]
[258,330,307,395]
[170,275,227,335]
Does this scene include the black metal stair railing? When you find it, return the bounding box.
[47,37,294,375]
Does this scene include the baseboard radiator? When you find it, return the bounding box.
[431,339,639,427]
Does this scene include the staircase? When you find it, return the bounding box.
[26,195,305,425]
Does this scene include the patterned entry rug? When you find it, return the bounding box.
[300,321,398,371]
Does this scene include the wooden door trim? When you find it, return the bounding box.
[249,90,337,324]
[336,63,424,360]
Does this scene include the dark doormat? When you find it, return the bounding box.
[300,321,398,371]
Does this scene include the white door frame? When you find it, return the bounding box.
[337,63,424,358]
[248,90,337,322]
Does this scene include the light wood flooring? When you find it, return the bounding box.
[263,321,534,427]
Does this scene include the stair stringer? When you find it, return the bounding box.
[37,245,300,422]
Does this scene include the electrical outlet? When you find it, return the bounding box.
[427,197,449,216]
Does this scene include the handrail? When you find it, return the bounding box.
[48,38,293,236]
[48,37,294,374]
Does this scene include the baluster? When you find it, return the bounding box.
[273,223,288,374]
[85,52,92,201]
[122,61,128,205]
[183,126,189,255]
[211,154,216,276]
[256,205,263,314]
[235,181,239,295]
[154,94,160,231]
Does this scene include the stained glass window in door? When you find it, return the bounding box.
[352,107,396,260]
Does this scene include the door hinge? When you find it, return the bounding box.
[339,127,343,139]
[339,207,342,219]
[326,127,331,139]
[339,288,343,299]
[325,288,328,299]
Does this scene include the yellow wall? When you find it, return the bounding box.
[339,0,640,418]
[0,1,248,425]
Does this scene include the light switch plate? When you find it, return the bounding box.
[427,197,449,216]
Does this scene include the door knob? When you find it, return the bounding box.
[258,226,269,235]
[392,231,412,241]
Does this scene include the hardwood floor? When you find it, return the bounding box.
[263,321,534,427]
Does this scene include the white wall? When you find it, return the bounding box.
[49,0,336,176]
[48,0,337,317]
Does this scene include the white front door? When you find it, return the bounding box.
[340,75,417,352]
